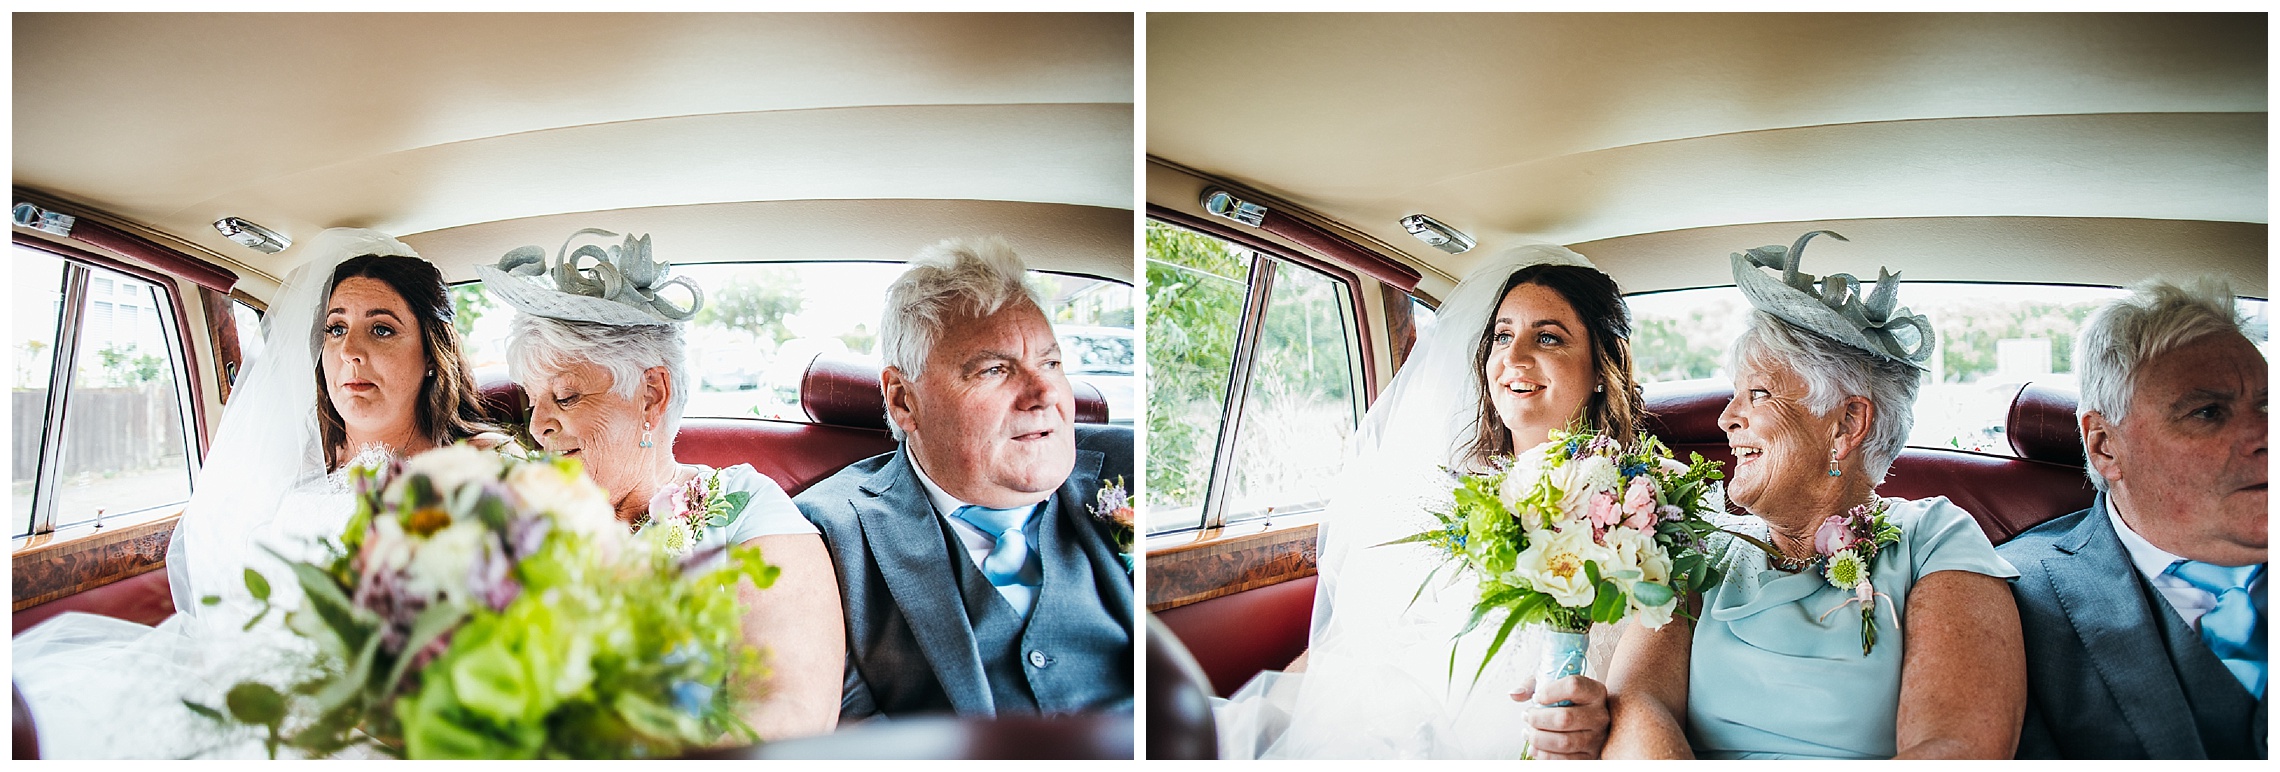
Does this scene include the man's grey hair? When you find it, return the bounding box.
[2073,275,2246,492]
[879,236,1044,440]
[507,315,692,435]
[1731,311,1923,484]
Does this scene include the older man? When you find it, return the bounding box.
[1999,277,2267,759]
[794,237,1134,720]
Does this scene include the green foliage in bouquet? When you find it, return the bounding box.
[186,445,780,759]
[1380,428,1727,685]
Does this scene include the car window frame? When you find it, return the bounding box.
[12,235,208,537]
[1144,211,1373,536]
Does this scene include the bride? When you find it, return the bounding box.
[1214,244,1649,759]
[12,228,504,758]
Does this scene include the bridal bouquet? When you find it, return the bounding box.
[1385,428,1725,686]
[187,444,779,759]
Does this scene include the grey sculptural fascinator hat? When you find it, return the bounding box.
[1732,230,1935,371]
[475,229,704,326]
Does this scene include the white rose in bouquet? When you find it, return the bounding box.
[391,443,503,503]
[506,459,619,539]
[1509,525,1615,608]
[1599,526,1679,627]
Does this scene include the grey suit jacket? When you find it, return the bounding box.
[1999,494,2268,759]
[794,424,1135,720]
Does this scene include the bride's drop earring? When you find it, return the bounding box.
[1594,384,1604,393]
[1828,448,1840,477]
[640,422,655,449]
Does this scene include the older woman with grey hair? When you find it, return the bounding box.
[1590,232,2025,759]
[481,231,844,742]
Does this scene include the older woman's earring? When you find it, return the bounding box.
[1828,448,1840,477]
[1594,384,1605,393]
[640,422,655,449]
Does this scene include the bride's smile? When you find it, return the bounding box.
[1484,282,1596,450]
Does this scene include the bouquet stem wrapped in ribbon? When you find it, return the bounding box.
[1382,428,1727,695]
[187,444,779,759]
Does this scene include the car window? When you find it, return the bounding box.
[1145,220,1364,536]
[12,243,198,536]
[453,263,1133,424]
[1627,283,2270,455]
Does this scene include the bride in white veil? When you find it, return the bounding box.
[11,228,443,758]
[1214,243,1640,759]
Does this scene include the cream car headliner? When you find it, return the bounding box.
[1148,13,2266,299]
[14,12,1134,299]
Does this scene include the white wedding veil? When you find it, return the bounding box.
[1218,243,1609,759]
[166,228,422,615]
[13,228,420,758]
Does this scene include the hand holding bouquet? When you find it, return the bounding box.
[189,444,779,759]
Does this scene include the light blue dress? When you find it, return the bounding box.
[684,463,819,549]
[1687,496,2018,759]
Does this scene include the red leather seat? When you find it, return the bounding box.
[1154,575,1317,698]
[10,567,174,635]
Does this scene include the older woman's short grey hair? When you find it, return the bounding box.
[1731,311,1922,484]
[507,314,692,433]
[2073,276,2246,492]
[878,236,1044,440]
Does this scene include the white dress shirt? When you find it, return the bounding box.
[2106,501,2265,632]
[910,455,1041,617]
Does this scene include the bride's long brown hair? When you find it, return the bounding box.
[314,254,499,470]
[1457,263,1646,468]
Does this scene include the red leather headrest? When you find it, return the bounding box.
[2007,382,2085,467]
[799,353,1109,429]
[1641,378,1733,447]
[478,373,528,425]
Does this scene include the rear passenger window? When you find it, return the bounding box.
[1145,220,1365,536]
[1628,284,2270,455]
[453,263,1134,424]
[11,244,198,536]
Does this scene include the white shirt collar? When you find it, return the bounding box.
[2106,496,2187,581]
[908,453,972,522]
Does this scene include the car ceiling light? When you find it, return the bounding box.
[1401,214,1475,255]
[1201,188,1267,227]
[12,203,75,237]
[214,217,291,254]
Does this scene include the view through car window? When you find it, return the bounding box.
[453,263,1133,425]
[1145,220,1363,536]
[1626,283,2270,455]
[11,244,198,536]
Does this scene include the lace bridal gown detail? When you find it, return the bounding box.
[11,230,418,759]
[1210,245,1632,759]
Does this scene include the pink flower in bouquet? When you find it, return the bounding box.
[1588,489,1622,530]
[1620,477,1657,530]
[647,478,696,524]
[1813,514,1860,556]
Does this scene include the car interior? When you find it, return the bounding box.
[11,12,1131,758]
[1140,12,2266,726]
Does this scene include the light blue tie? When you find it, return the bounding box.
[2165,560,2267,698]
[953,504,1042,589]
